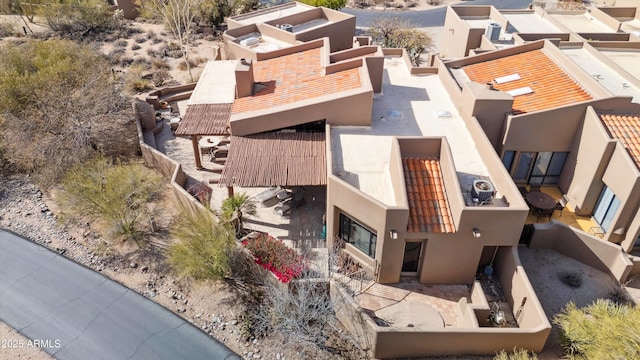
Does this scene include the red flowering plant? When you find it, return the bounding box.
[242,234,306,283]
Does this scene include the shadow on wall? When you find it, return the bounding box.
[528,220,632,283]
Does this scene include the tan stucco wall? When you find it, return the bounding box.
[459,82,513,151]
[529,221,633,283]
[441,6,491,58]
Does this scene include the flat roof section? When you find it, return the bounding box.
[188,60,237,105]
[460,49,593,114]
[600,113,640,170]
[550,13,615,33]
[332,57,489,206]
[620,18,640,35]
[597,48,640,81]
[231,3,313,26]
[232,48,362,113]
[234,32,292,53]
[292,18,331,33]
[502,13,562,33]
[561,47,640,103]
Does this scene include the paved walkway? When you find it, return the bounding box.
[0,229,240,360]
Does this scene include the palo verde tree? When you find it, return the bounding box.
[169,209,236,280]
[58,158,165,244]
[0,39,137,186]
[138,0,203,82]
[367,17,433,66]
[197,0,260,27]
[36,0,125,36]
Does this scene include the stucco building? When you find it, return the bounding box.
[164,2,640,358]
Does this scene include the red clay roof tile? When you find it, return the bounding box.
[462,49,592,114]
[403,158,455,234]
[232,48,361,113]
[600,113,640,171]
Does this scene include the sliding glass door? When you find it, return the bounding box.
[506,151,568,185]
[593,186,620,232]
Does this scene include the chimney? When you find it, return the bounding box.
[235,58,254,98]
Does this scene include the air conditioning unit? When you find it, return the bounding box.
[486,22,501,41]
[280,24,293,32]
[472,179,495,203]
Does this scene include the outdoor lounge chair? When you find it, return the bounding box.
[273,190,305,217]
[254,186,284,206]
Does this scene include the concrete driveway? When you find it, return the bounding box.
[0,229,240,360]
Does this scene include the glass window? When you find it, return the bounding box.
[593,186,620,232]
[528,152,568,185]
[502,151,515,172]
[339,213,377,258]
[514,152,535,181]
[532,152,552,176]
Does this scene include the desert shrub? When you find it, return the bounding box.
[177,56,206,71]
[151,57,171,70]
[169,210,235,280]
[0,39,136,186]
[152,37,163,44]
[392,0,404,8]
[187,181,212,204]
[554,299,640,359]
[132,56,151,68]
[124,64,153,93]
[58,157,164,243]
[494,348,538,360]
[134,35,147,44]
[37,0,125,36]
[131,43,141,51]
[146,29,157,39]
[120,56,134,66]
[152,69,172,87]
[0,21,19,37]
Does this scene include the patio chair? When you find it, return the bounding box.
[274,195,306,218]
[535,207,553,222]
[552,195,568,216]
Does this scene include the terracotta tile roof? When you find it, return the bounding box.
[403,158,455,233]
[174,103,232,136]
[462,49,592,114]
[220,132,326,187]
[599,113,640,170]
[231,48,361,113]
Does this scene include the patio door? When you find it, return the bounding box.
[401,241,423,276]
[513,152,536,184]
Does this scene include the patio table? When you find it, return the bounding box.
[526,191,556,211]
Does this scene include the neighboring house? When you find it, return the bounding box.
[166,3,640,358]
[440,5,640,275]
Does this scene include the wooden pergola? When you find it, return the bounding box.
[220,132,327,187]
[174,103,232,169]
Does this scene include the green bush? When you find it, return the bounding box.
[494,348,538,360]
[169,210,235,280]
[59,158,164,243]
[0,39,136,186]
[554,299,640,359]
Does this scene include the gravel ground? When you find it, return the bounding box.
[517,247,622,360]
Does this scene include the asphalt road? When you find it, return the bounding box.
[342,0,533,27]
[0,229,240,360]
